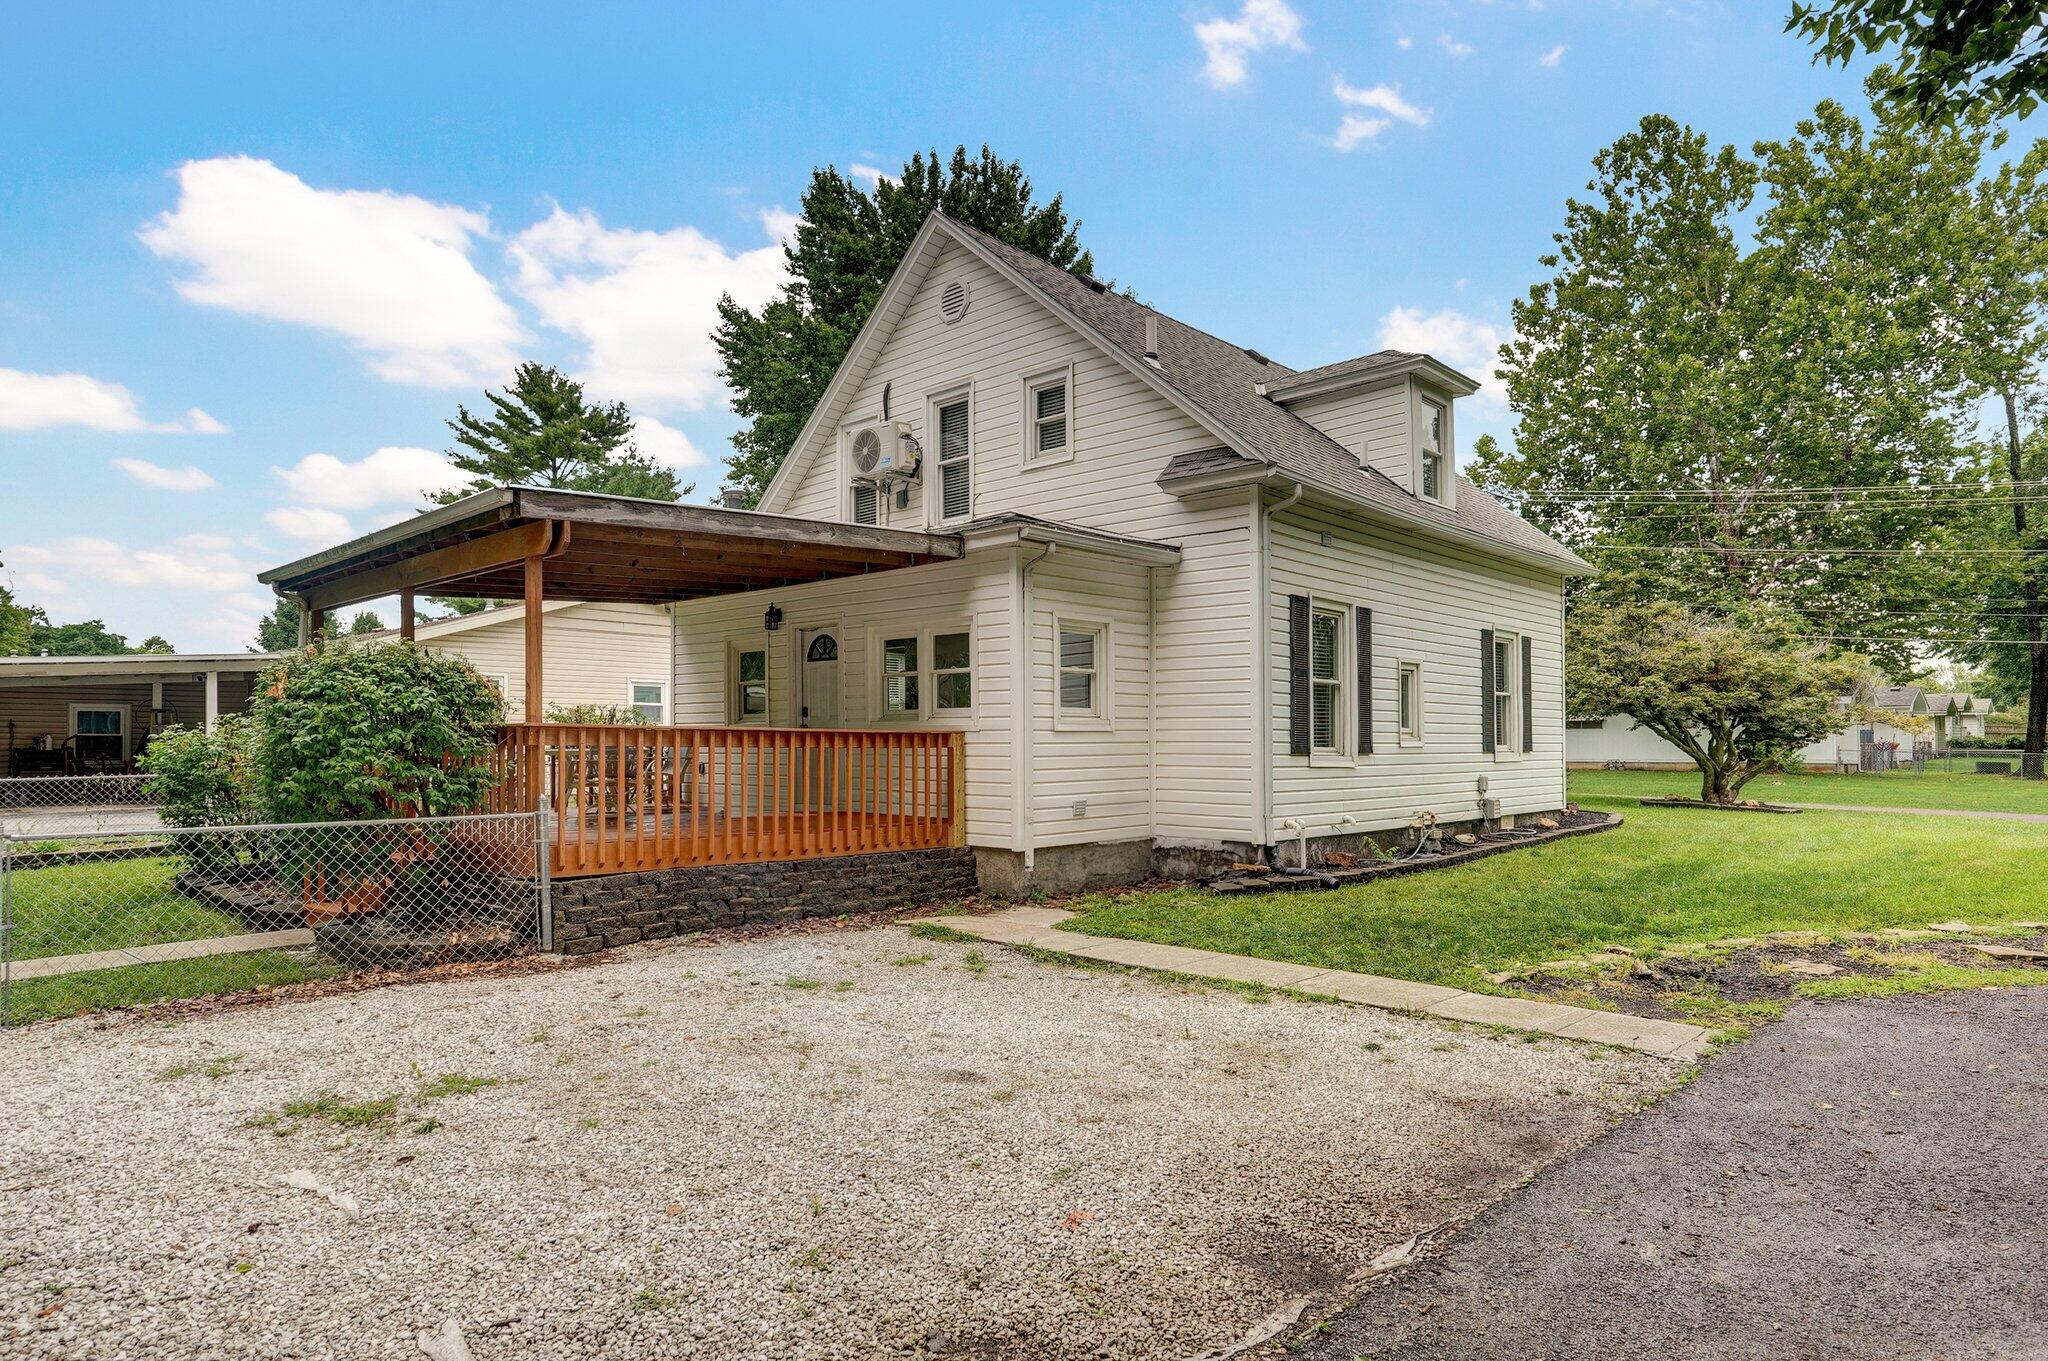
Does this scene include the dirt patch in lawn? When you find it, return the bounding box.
[1511,925,2048,1032]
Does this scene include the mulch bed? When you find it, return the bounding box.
[1207,809,1620,895]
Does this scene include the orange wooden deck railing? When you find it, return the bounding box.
[489,723,965,878]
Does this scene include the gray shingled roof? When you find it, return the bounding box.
[1873,684,1923,714]
[941,217,1588,574]
[1260,351,1426,397]
[1157,447,1264,481]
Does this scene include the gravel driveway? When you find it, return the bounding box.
[1293,987,2048,1361]
[1,926,1668,1360]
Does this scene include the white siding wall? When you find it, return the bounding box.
[418,602,672,718]
[1024,551,1154,848]
[1567,715,1871,768]
[1264,502,1568,835]
[1283,380,1413,492]
[762,238,1260,847]
[668,553,1017,848]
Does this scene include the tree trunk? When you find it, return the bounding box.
[2003,390,2047,779]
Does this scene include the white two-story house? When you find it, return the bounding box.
[665,212,1590,891]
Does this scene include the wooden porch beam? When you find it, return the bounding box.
[300,520,556,612]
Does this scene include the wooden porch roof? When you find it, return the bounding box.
[257,487,964,613]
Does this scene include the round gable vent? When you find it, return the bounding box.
[939,278,970,324]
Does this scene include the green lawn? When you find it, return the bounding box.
[1063,792,2048,993]
[1568,765,2048,816]
[3,855,330,1025]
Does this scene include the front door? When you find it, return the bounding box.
[799,629,840,728]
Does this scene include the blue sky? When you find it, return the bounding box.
[2,0,1900,651]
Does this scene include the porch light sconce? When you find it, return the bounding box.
[763,605,784,633]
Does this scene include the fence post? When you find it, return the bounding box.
[0,831,12,1026]
[535,795,554,954]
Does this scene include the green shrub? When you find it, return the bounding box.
[140,718,260,827]
[543,703,651,725]
[252,639,503,821]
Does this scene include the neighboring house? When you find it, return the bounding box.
[371,601,673,722]
[1924,692,1993,747]
[1566,683,1929,772]
[0,652,273,776]
[671,212,1589,886]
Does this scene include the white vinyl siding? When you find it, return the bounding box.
[1267,503,1567,836]
[1284,381,1416,492]
[411,601,672,723]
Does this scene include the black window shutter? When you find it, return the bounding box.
[1521,634,1534,753]
[1287,595,1311,756]
[1479,628,1495,754]
[1356,606,1373,755]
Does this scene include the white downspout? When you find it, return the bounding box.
[1015,542,1058,872]
[1252,481,1305,853]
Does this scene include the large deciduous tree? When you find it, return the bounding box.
[1788,0,2048,120]
[1470,94,1995,672]
[1569,604,1871,803]
[437,362,685,505]
[713,146,1093,503]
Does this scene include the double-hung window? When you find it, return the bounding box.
[629,680,667,724]
[732,647,767,723]
[851,482,879,525]
[1309,605,1344,752]
[935,395,972,521]
[1058,623,1104,720]
[1491,632,1516,756]
[878,628,973,719]
[1420,398,1447,502]
[1025,368,1071,463]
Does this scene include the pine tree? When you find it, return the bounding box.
[437,362,687,504]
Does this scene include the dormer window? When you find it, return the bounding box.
[1420,398,1447,502]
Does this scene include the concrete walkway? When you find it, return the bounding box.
[923,906,1713,1061]
[8,928,315,981]
[1789,801,2048,823]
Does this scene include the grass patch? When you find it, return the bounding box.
[1570,766,2048,817]
[1795,960,2048,999]
[247,1091,397,1134]
[889,952,935,967]
[414,1072,500,1100]
[782,976,823,991]
[1063,793,2048,992]
[4,950,334,1027]
[961,949,988,976]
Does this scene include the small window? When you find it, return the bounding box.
[806,634,838,663]
[936,397,971,521]
[852,482,878,525]
[1058,626,1101,715]
[881,636,920,715]
[1026,372,1070,460]
[630,680,667,724]
[1492,633,1515,755]
[1420,398,1447,502]
[1310,606,1344,752]
[933,631,972,711]
[1399,662,1422,742]
[733,648,767,722]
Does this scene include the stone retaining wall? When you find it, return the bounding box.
[550,847,978,955]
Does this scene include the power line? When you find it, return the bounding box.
[1489,478,2048,501]
[1590,544,2040,556]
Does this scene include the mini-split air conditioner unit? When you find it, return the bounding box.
[849,421,921,481]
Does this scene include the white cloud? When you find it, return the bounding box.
[272,445,467,511]
[265,506,354,542]
[509,205,791,414]
[1437,34,1475,58]
[0,368,224,434]
[1377,306,1511,404]
[112,458,216,492]
[1329,80,1430,151]
[1195,0,1307,88]
[1539,43,1567,68]
[9,533,260,598]
[1396,35,1414,50]
[140,156,525,388]
[630,415,709,470]
[848,163,891,189]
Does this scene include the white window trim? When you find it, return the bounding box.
[728,638,770,726]
[67,703,129,759]
[1020,363,1076,468]
[1491,628,1520,763]
[925,382,975,526]
[1413,384,1455,507]
[1306,599,1351,766]
[627,678,669,725]
[1398,660,1424,746]
[868,622,977,725]
[1053,617,1113,732]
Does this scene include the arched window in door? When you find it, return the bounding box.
[806,634,839,663]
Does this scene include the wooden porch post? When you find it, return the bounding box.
[305,606,326,644]
[523,554,545,724]
[399,590,416,641]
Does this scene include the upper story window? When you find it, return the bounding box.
[936,396,972,521]
[1420,398,1447,502]
[852,482,879,525]
[1025,368,1072,464]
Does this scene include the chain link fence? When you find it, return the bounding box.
[0,773,162,839]
[1,807,549,1026]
